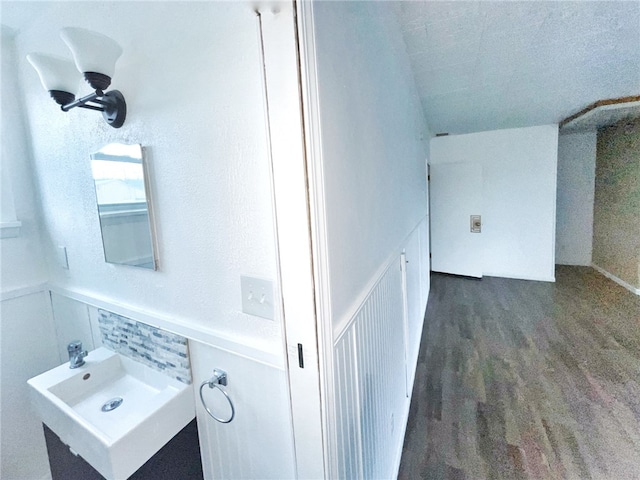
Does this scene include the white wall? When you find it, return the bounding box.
[0,28,50,288]
[49,293,100,364]
[556,131,596,266]
[13,1,283,358]
[1,28,60,480]
[312,1,430,329]
[304,2,431,477]
[4,2,297,478]
[430,125,558,282]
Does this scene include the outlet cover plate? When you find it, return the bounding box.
[240,276,274,320]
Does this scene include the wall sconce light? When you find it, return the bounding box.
[27,28,126,128]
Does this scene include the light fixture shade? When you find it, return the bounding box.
[26,53,80,94]
[60,27,123,78]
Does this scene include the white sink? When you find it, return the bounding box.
[28,347,194,480]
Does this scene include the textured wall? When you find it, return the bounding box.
[0,28,50,289]
[312,1,430,327]
[4,4,293,477]
[308,3,431,477]
[593,120,640,289]
[12,2,283,356]
[0,28,60,480]
[556,132,597,266]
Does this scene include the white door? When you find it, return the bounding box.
[430,162,483,278]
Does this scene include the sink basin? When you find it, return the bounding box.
[28,347,194,480]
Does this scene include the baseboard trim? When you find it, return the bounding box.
[392,397,412,480]
[392,299,429,479]
[483,272,556,283]
[555,260,591,267]
[591,264,640,296]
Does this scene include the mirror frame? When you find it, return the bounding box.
[90,143,159,270]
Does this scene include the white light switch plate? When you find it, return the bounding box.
[240,276,275,320]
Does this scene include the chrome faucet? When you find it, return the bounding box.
[67,340,88,369]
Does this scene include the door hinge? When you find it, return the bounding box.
[429,252,432,258]
[297,343,304,368]
[427,175,430,181]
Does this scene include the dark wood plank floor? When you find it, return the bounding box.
[399,266,640,480]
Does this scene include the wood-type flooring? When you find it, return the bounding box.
[398,266,640,480]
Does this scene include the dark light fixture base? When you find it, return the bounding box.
[49,90,75,106]
[101,90,126,128]
[60,89,127,128]
[84,72,112,91]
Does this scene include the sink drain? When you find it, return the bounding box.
[101,397,123,412]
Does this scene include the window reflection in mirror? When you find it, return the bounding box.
[90,143,157,270]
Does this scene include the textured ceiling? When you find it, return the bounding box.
[396,1,640,135]
[2,1,639,136]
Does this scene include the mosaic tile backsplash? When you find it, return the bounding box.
[97,309,192,384]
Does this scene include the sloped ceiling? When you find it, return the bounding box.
[396,1,640,135]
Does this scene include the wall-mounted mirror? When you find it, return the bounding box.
[90,143,158,270]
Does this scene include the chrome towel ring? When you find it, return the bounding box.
[199,369,235,424]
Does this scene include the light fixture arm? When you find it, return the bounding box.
[60,89,126,128]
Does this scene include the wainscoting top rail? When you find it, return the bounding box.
[47,284,286,370]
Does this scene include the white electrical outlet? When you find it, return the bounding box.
[240,276,275,320]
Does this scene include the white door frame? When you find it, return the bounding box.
[258,2,329,478]
[295,0,339,477]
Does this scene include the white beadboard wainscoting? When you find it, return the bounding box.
[190,340,296,480]
[406,217,431,387]
[1,285,60,480]
[334,219,430,479]
[335,261,406,479]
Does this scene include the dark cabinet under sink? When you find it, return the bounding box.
[44,419,204,480]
